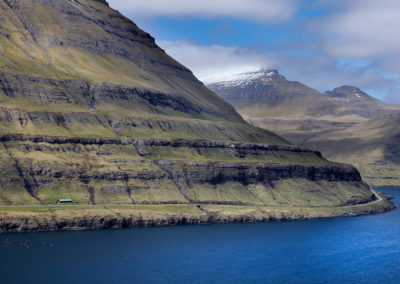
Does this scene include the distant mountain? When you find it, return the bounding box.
[325,86,400,120]
[207,69,348,119]
[208,69,400,186]
[208,69,400,121]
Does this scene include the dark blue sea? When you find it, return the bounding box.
[1,187,399,284]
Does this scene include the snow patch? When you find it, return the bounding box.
[353,90,361,98]
[205,69,277,87]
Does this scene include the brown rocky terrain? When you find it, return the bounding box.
[208,69,400,186]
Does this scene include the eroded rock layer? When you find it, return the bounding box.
[0,136,375,208]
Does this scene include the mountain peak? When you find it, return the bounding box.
[205,68,284,87]
[334,85,361,91]
[322,85,400,119]
[0,0,263,134]
[326,86,372,101]
[261,68,279,75]
[334,85,364,94]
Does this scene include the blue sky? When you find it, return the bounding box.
[108,0,400,103]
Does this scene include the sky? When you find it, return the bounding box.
[107,0,400,103]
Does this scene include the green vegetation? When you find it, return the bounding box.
[0,192,394,233]
[0,0,390,232]
[0,140,338,206]
[186,179,372,207]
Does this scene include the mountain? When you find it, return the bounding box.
[0,0,391,233]
[325,86,400,120]
[208,69,400,186]
[207,69,349,119]
[1,0,286,143]
[208,69,400,121]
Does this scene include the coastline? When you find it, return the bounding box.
[0,191,395,234]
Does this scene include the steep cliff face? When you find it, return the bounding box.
[0,0,289,144]
[0,134,375,208]
[0,0,388,231]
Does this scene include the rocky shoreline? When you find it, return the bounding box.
[0,196,395,234]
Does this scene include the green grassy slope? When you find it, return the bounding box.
[0,139,373,207]
[0,0,385,222]
[0,0,286,144]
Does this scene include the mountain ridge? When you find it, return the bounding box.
[207,69,352,120]
[208,68,400,186]
[0,0,247,124]
[325,85,400,120]
[208,69,400,121]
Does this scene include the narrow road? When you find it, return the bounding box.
[0,187,384,209]
[359,187,383,205]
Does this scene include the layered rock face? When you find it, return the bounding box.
[0,0,245,122]
[2,135,395,234]
[0,0,285,144]
[0,0,386,232]
[0,135,374,207]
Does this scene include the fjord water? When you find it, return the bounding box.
[1,188,400,284]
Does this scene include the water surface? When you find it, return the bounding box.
[1,187,399,284]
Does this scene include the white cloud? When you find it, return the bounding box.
[312,0,400,58]
[158,40,399,102]
[306,0,400,102]
[107,0,298,22]
[158,41,278,83]
[106,0,400,103]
